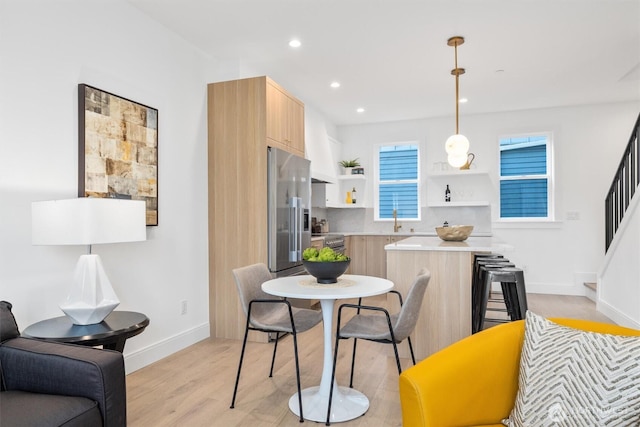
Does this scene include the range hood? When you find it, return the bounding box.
[307,135,337,184]
[305,107,338,184]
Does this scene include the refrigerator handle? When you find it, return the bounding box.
[289,197,302,262]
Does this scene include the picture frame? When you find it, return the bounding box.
[78,84,158,226]
[352,167,365,175]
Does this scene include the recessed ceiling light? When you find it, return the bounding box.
[356,108,365,113]
[330,81,341,88]
[289,39,301,48]
[459,98,468,104]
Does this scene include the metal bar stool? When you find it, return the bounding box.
[472,258,515,333]
[472,255,505,324]
[472,254,504,288]
[474,263,516,333]
[477,266,527,333]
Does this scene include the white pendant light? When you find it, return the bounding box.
[448,153,469,168]
[445,134,470,156]
[445,36,470,166]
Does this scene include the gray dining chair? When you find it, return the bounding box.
[325,268,431,426]
[230,263,322,423]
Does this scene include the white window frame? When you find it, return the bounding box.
[374,141,421,222]
[498,132,555,222]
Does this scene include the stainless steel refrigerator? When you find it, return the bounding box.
[267,146,311,277]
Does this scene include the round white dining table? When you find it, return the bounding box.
[262,274,394,423]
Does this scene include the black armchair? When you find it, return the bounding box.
[0,301,126,426]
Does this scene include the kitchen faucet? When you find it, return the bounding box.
[393,209,402,233]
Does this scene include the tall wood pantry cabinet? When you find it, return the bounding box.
[207,76,305,341]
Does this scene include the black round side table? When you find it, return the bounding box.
[22,311,149,353]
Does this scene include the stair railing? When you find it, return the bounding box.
[605,113,640,252]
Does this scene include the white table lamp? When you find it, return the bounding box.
[32,198,147,325]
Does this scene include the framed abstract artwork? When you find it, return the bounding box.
[78,84,158,226]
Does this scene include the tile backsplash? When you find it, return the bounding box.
[314,206,492,235]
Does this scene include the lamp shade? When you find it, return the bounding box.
[32,198,146,245]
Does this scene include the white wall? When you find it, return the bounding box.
[0,0,213,372]
[599,192,640,328]
[337,102,640,296]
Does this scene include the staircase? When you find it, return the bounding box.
[599,112,640,328]
[605,113,640,252]
[583,281,597,302]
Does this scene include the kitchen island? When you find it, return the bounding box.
[385,236,512,360]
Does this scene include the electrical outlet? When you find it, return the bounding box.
[181,300,188,315]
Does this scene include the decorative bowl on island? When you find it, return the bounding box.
[435,225,474,242]
[302,246,350,284]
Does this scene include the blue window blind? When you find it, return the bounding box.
[379,148,418,180]
[380,183,419,218]
[501,145,547,176]
[500,179,548,217]
[499,135,550,219]
[377,144,419,220]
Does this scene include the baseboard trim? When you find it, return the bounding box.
[124,323,210,374]
[524,282,586,296]
[597,299,640,329]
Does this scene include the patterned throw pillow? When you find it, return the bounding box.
[503,311,640,427]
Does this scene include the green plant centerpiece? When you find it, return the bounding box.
[338,158,360,175]
[302,247,350,284]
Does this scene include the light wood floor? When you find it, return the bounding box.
[126,294,612,427]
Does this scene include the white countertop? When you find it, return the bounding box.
[346,231,438,236]
[385,235,512,252]
[339,231,492,237]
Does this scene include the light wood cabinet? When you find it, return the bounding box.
[310,238,324,250]
[388,235,404,244]
[344,235,352,273]
[348,235,368,275]
[207,76,305,341]
[347,234,404,278]
[266,80,305,156]
[344,235,351,255]
[387,249,474,360]
[366,235,389,278]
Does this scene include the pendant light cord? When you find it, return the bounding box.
[448,36,465,135]
[454,41,460,134]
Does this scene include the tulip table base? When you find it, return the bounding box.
[289,385,369,423]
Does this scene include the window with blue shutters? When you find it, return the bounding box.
[375,142,420,221]
[499,134,553,220]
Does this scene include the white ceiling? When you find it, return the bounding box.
[127,0,640,126]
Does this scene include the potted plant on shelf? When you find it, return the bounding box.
[338,158,360,175]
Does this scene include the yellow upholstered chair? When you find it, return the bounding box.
[398,318,640,427]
